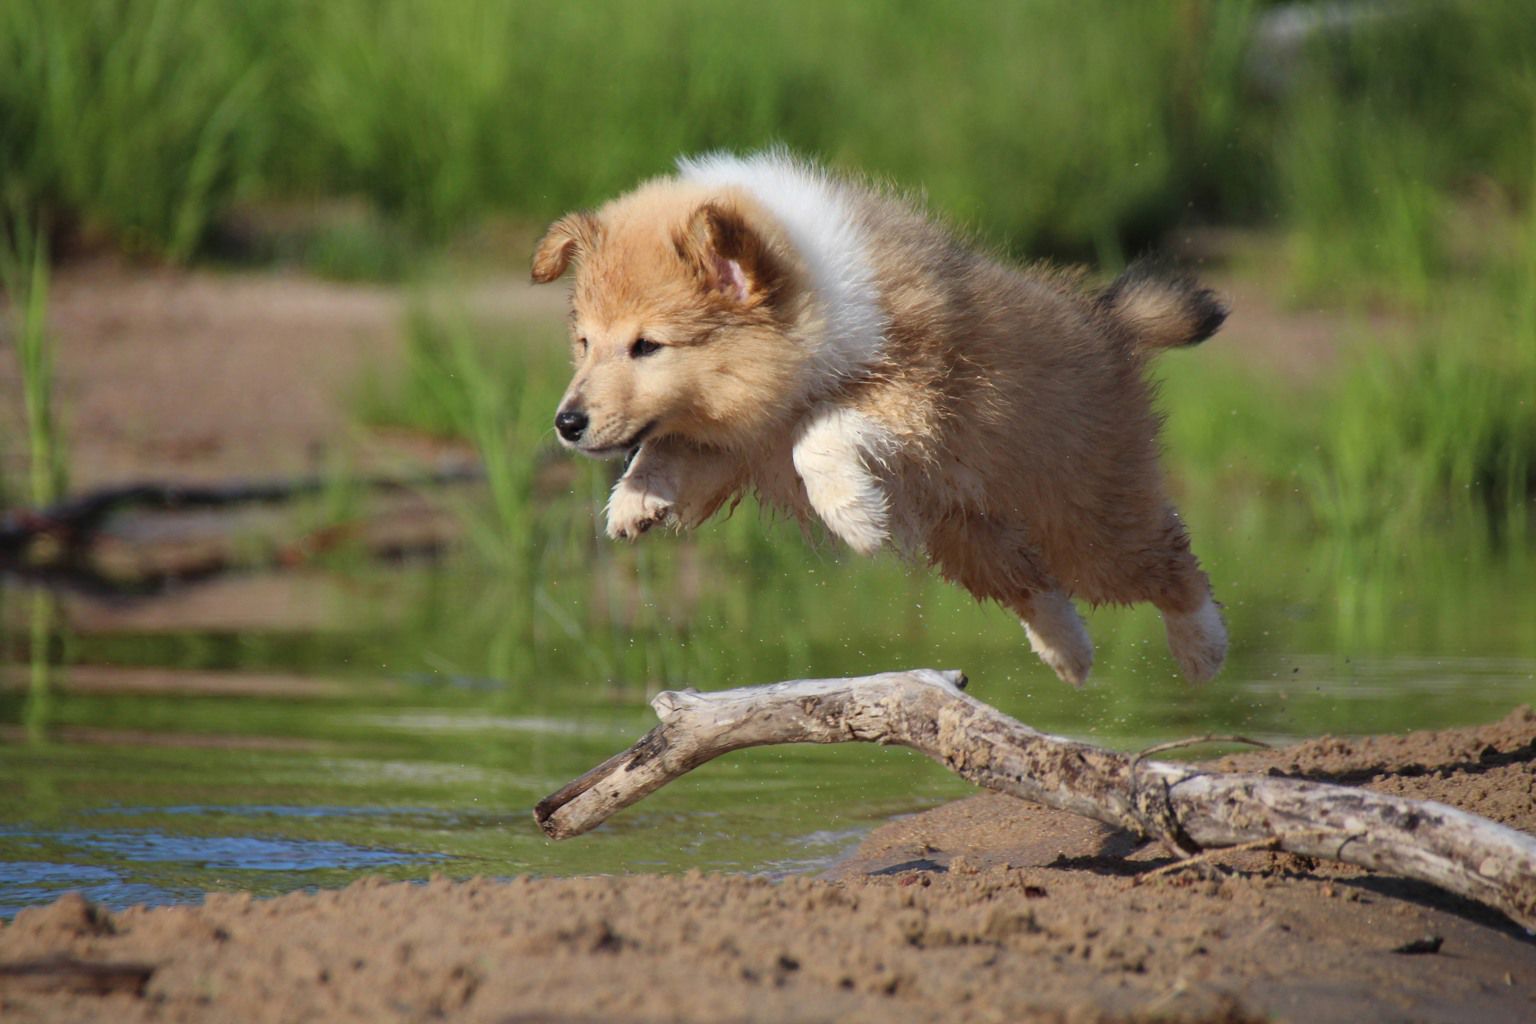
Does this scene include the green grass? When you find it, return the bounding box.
[0,205,66,507]
[0,0,272,262]
[1160,299,1535,561]
[1278,96,1444,306]
[1308,328,1534,549]
[358,309,644,683]
[4,1,1532,281]
[270,0,1260,253]
[1267,0,1536,305]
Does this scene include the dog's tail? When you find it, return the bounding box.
[1096,261,1227,352]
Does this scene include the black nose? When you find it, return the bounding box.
[554,409,588,442]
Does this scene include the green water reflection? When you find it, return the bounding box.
[2,496,1533,916]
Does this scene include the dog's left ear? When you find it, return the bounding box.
[677,202,782,306]
[532,211,601,283]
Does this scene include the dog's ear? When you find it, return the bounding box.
[532,211,601,283]
[677,202,782,306]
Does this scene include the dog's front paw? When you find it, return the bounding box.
[605,485,675,540]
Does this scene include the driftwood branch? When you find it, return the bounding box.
[535,669,1536,929]
[0,463,484,554]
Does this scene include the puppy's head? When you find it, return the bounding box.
[532,183,807,457]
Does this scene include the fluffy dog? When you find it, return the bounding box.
[531,152,1228,685]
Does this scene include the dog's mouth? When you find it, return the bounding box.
[577,420,657,460]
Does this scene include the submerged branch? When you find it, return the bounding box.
[535,669,1536,929]
[0,463,484,555]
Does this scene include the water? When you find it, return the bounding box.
[3,499,1534,917]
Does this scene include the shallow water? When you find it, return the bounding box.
[3,500,1534,917]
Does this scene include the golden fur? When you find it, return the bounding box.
[532,153,1229,684]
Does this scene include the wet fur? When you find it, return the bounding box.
[533,153,1229,685]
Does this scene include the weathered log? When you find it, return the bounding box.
[534,668,1536,929]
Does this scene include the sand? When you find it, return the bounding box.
[3,707,1535,1023]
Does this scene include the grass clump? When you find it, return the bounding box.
[1158,293,1535,556]
[358,304,567,565]
[1273,0,1536,304]
[280,0,524,240]
[1300,204,1536,552]
[0,0,272,262]
[0,207,67,507]
[1309,328,1534,551]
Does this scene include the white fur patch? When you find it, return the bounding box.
[1164,595,1228,683]
[791,406,897,555]
[677,150,886,384]
[1021,591,1093,686]
[605,454,678,540]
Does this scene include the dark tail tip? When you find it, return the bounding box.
[1186,285,1228,345]
[1098,258,1229,351]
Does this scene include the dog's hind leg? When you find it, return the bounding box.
[1161,582,1227,684]
[927,514,1087,684]
[1011,590,1094,686]
[1078,501,1227,683]
[1146,511,1228,683]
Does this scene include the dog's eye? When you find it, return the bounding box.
[575,336,588,355]
[630,337,662,359]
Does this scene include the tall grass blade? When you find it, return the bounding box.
[0,206,66,507]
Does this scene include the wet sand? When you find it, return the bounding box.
[4,707,1535,1023]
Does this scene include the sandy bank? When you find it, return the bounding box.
[4,708,1536,1022]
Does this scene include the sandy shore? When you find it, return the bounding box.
[3,708,1535,1023]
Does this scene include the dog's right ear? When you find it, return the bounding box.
[676,201,783,306]
[532,211,601,283]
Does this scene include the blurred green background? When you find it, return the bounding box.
[0,0,1533,913]
[0,0,1532,272]
[0,0,1529,276]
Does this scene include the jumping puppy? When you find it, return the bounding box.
[532,152,1228,685]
